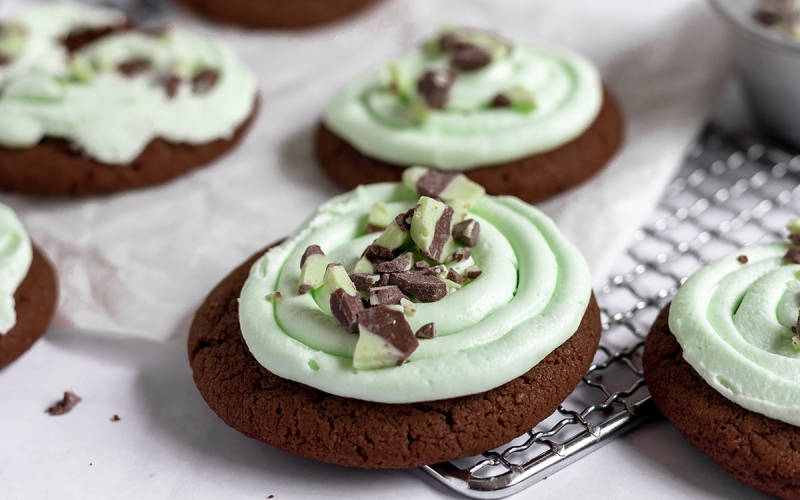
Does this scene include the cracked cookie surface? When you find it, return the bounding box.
[188,244,601,468]
[644,304,800,500]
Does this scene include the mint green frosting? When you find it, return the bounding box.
[238,183,592,403]
[0,4,257,164]
[322,44,602,170]
[669,244,800,426]
[0,203,33,335]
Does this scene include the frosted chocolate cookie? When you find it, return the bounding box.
[644,225,800,499]
[0,5,258,197]
[0,204,58,370]
[317,27,623,203]
[189,173,601,468]
[172,0,381,29]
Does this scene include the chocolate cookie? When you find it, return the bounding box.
[188,244,601,469]
[172,0,380,29]
[316,88,623,204]
[0,102,258,197]
[0,245,59,370]
[644,304,800,500]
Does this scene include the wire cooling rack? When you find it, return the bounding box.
[422,123,800,498]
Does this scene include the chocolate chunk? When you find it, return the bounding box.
[354,306,418,369]
[0,53,9,66]
[348,273,380,292]
[415,322,437,339]
[791,233,800,246]
[446,268,468,284]
[414,261,430,270]
[46,391,82,416]
[111,414,121,422]
[365,224,382,234]
[192,68,219,94]
[737,255,748,264]
[754,9,783,26]
[117,59,151,77]
[400,298,417,316]
[416,169,458,198]
[300,245,324,267]
[389,272,447,303]
[375,252,413,273]
[364,244,395,263]
[425,264,447,277]
[785,246,800,264]
[451,42,492,71]
[330,288,365,333]
[369,285,409,306]
[491,93,512,107]
[465,265,483,280]
[453,219,480,246]
[449,247,472,263]
[439,32,460,52]
[377,274,390,287]
[265,291,282,301]
[160,74,180,99]
[416,69,457,110]
[420,203,454,262]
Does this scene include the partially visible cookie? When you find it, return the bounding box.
[317,27,624,203]
[317,87,623,203]
[644,304,800,500]
[172,0,380,29]
[0,5,258,197]
[188,244,601,468]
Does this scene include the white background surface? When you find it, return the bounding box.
[0,0,772,498]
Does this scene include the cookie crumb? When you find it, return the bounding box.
[111,414,121,422]
[46,391,82,416]
[737,255,748,264]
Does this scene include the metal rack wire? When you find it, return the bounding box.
[422,124,800,498]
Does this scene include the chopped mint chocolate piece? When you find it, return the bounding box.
[416,69,456,110]
[503,85,536,113]
[373,210,413,256]
[323,263,357,296]
[442,277,462,293]
[417,169,459,199]
[160,74,181,99]
[46,391,82,416]
[265,291,282,301]
[410,96,433,125]
[793,335,800,351]
[453,219,480,246]
[0,53,9,66]
[451,42,492,71]
[377,273,390,287]
[364,244,395,263]
[366,201,393,233]
[425,264,447,278]
[785,246,800,264]
[400,298,417,316]
[117,59,151,77]
[387,62,412,104]
[389,272,448,303]
[491,93,512,107]
[352,255,375,274]
[465,265,483,280]
[446,267,468,284]
[330,288,364,333]
[449,247,472,263]
[298,245,331,295]
[415,322,436,339]
[737,255,748,264]
[788,218,800,245]
[192,68,218,94]
[348,273,380,292]
[414,260,430,270]
[439,175,486,208]
[69,56,94,83]
[375,251,413,273]
[402,166,428,192]
[411,197,455,262]
[171,59,196,80]
[369,285,409,307]
[353,306,418,370]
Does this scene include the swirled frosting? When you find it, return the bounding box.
[0,4,257,164]
[669,244,800,426]
[322,32,603,170]
[0,203,32,335]
[238,183,592,403]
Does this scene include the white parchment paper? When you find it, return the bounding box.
[0,0,728,345]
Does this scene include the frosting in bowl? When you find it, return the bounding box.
[0,203,32,335]
[322,30,603,170]
[238,182,592,403]
[669,243,800,426]
[0,4,257,164]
